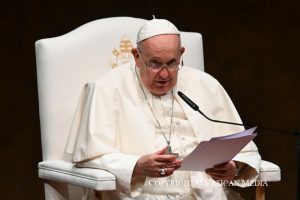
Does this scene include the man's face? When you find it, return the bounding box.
[132,34,185,96]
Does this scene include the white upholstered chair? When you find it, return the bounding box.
[35,17,280,200]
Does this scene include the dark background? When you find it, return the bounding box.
[1,0,299,199]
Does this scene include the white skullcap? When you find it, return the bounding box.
[136,18,180,43]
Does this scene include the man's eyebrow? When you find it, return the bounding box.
[149,57,177,63]
[148,56,162,61]
[166,58,177,64]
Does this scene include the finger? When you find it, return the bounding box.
[207,170,235,181]
[206,168,235,176]
[208,166,228,171]
[213,162,228,168]
[211,174,234,181]
[211,163,235,171]
[164,167,177,175]
[210,172,233,179]
[206,171,228,177]
[155,154,178,162]
[154,147,167,155]
[167,162,182,168]
[156,161,182,170]
[153,162,181,170]
[214,161,236,169]
[156,167,176,177]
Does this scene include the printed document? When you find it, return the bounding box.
[178,127,257,171]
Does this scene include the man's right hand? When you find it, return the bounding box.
[132,147,182,178]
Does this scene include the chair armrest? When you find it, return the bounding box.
[258,160,281,182]
[38,160,116,191]
[38,159,280,191]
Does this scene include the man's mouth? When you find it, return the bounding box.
[155,80,170,86]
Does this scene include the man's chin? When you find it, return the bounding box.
[150,87,172,96]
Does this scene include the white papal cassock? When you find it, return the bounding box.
[66,63,261,200]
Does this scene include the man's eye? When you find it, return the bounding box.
[169,61,177,67]
[148,61,161,68]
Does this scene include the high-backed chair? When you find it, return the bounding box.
[35,17,280,200]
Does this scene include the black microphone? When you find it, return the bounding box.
[177,91,300,135]
[177,91,251,128]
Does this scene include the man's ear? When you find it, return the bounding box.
[180,47,185,55]
[131,48,139,59]
[131,48,141,67]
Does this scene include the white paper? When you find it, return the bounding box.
[178,127,257,171]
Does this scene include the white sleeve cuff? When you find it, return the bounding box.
[233,151,261,187]
[77,153,145,196]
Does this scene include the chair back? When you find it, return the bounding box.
[35,17,204,162]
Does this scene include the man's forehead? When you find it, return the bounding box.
[139,34,181,52]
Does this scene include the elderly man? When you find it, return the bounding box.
[66,18,261,200]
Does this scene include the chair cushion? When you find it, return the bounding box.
[258,160,281,182]
[38,160,116,191]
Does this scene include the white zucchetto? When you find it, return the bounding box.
[136,18,180,43]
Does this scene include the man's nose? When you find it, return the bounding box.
[158,67,170,78]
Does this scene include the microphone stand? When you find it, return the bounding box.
[177,91,300,199]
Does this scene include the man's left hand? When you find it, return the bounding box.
[205,160,237,181]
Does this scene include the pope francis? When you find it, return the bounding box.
[66,18,261,200]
